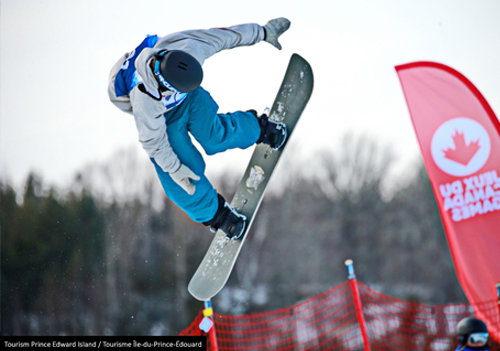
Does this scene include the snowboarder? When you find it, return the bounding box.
[108,18,291,239]
[456,317,490,351]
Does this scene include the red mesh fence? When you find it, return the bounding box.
[358,282,499,351]
[180,280,500,351]
[178,310,204,337]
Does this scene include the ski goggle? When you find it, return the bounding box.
[467,332,489,347]
[153,51,184,94]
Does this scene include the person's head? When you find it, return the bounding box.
[457,317,489,350]
[153,50,203,93]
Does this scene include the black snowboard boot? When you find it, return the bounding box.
[203,194,247,240]
[249,110,288,150]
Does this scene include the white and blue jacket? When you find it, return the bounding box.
[108,23,264,173]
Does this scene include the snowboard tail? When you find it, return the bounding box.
[188,54,314,301]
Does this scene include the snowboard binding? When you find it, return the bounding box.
[204,195,247,240]
[250,109,288,150]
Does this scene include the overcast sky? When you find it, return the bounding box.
[2,0,500,191]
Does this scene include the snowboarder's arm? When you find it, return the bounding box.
[154,23,265,65]
[130,88,181,173]
[131,91,200,195]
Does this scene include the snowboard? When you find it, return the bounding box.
[188,54,314,301]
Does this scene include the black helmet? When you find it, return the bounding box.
[153,50,203,93]
[457,317,488,348]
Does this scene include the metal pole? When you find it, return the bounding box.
[345,259,371,351]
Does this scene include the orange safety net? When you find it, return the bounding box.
[180,280,500,351]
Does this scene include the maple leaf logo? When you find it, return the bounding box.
[442,130,481,166]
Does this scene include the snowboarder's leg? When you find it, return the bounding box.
[152,142,245,237]
[184,88,261,155]
[151,157,218,224]
[151,87,251,227]
[151,87,282,233]
[151,99,219,223]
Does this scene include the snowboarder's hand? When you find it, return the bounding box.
[263,18,291,50]
[170,164,200,195]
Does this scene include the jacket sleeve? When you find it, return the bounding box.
[154,23,265,65]
[129,87,181,173]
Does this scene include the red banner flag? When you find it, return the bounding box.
[396,62,500,337]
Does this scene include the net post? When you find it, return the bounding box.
[345,259,371,351]
[202,300,219,351]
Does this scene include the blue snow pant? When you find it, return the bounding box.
[151,87,261,223]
